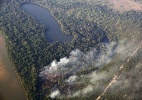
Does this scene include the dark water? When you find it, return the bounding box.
[22,4,73,43]
[102,36,109,43]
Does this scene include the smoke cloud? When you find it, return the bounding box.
[50,90,61,99]
[40,42,117,79]
[67,75,78,84]
[40,39,142,99]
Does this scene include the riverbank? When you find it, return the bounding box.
[22,3,73,43]
[0,34,27,100]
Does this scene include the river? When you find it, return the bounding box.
[22,4,73,43]
[0,35,26,100]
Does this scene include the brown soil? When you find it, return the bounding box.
[109,0,142,12]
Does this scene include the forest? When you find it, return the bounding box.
[0,0,142,100]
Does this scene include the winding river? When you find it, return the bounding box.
[22,4,73,43]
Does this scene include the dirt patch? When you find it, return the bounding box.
[108,0,142,12]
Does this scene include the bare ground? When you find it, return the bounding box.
[108,0,142,12]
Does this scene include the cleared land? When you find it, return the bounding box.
[109,0,142,12]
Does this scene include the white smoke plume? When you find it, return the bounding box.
[69,85,94,97]
[50,90,61,99]
[40,42,117,79]
[40,39,142,99]
[67,75,78,84]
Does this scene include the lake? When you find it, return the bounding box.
[22,4,73,43]
[0,35,26,100]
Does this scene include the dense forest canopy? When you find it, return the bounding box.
[0,0,142,100]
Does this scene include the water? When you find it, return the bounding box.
[0,35,26,100]
[22,4,73,43]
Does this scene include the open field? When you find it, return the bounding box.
[108,0,142,12]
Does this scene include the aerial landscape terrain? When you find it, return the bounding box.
[0,0,142,100]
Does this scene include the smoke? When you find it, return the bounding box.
[40,42,117,79]
[66,75,78,84]
[70,85,94,97]
[50,90,61,99]
[108,58,142,100]
[40,39,142,99]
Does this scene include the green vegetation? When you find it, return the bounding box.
[0,0,142,100]
[32,0,142,41]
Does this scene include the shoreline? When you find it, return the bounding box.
[21,3,74,43]
[0,33,27,100]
